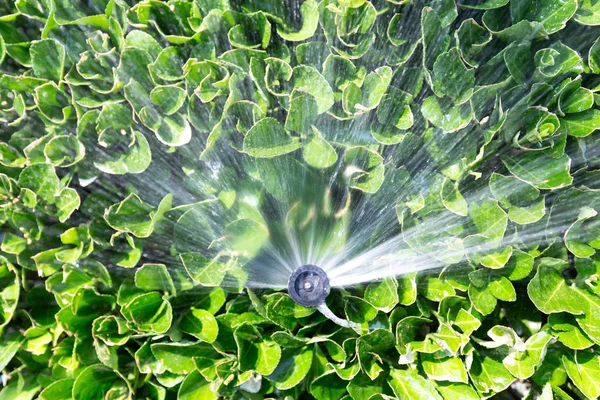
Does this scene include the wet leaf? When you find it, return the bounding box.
[244,118,301,158]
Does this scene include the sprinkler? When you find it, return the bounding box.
[288,265,360,330]
[288,264,330,307]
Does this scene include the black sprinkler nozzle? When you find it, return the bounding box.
[288,264,330,308]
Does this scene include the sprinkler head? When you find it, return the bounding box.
[288,265,330,308]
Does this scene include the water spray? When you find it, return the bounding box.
[288,265,360,330]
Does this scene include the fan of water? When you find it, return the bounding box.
[57,1,600,328]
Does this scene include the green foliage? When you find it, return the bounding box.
[1,0,600,399]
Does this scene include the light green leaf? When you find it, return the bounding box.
[364,278,399,312]
[549,313,594,349]
[468,200,507,242]
[564,207,599,258]
[441,178,468,216]
[422,354,468,383]
[72,365,132,400]
[562,350,600,399]
[180,252,226,287]
[388,368,443,400]
[421,97,472,133]
[178,370,217,400]
[435,382,480,400]
[151,342,216,374]
[54,188,81,223]
[527,264,585,315]
[244,118,301,158]
[303,126,337,169]
[575,0,600,25]
[180,308,219,343]
[292,65,334,114]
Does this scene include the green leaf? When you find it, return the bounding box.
[549,313,594,349]
[224,218,269,258]
[150,47,185,81]
[135,263,176,295]
[44,135,85,167]
[345,295,378,325]
[72,364,132,400]
[121,292,173,334]
[180,308,219,343]
[468,200,507,242]
[343,67,392,114]
[502,330,552,379]
[435,382,480,400]
[507,198,546,225]
[564,207,599,258]
[180,252,226,287]
[267,345,313,390]
[277,0,319,41]
[388,368,443,400]
[502,153,572,190]
[310,370,348,400]
[364,278,399,312]
[510,0,577,34]
[398,273,418,306]
[422,354,468,383]
[244,118,301,158]
[303,126,337,169]
[469,269,516,315]
[72,287,115,316]
[0,373,40,400]
[104,193,155,238]
[470,349,515,394]
[93,315,131,346]
[38,379,74,400]
[456,18,491,68]
[150,85,186,115]
[292,65,334,114]
[560,86,594,114]
[178,370,217,400]
[344,146,385,193]
[441,178,468,216]
[562,350,600,399]
[235,323,281,375]
[151,342,217,374]
[421,97,472,133]
[285,90,318,133]
[575,0,600,25]
[574,288,600,345]
[0,332,23,371]
[527,264,585,315]
[30,39,65,81]
[18,163,60,203]
[433,48,475,103]
[561,109,600,137]
[54,188,81,223]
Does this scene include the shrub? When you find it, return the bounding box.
[1,0,600,399]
